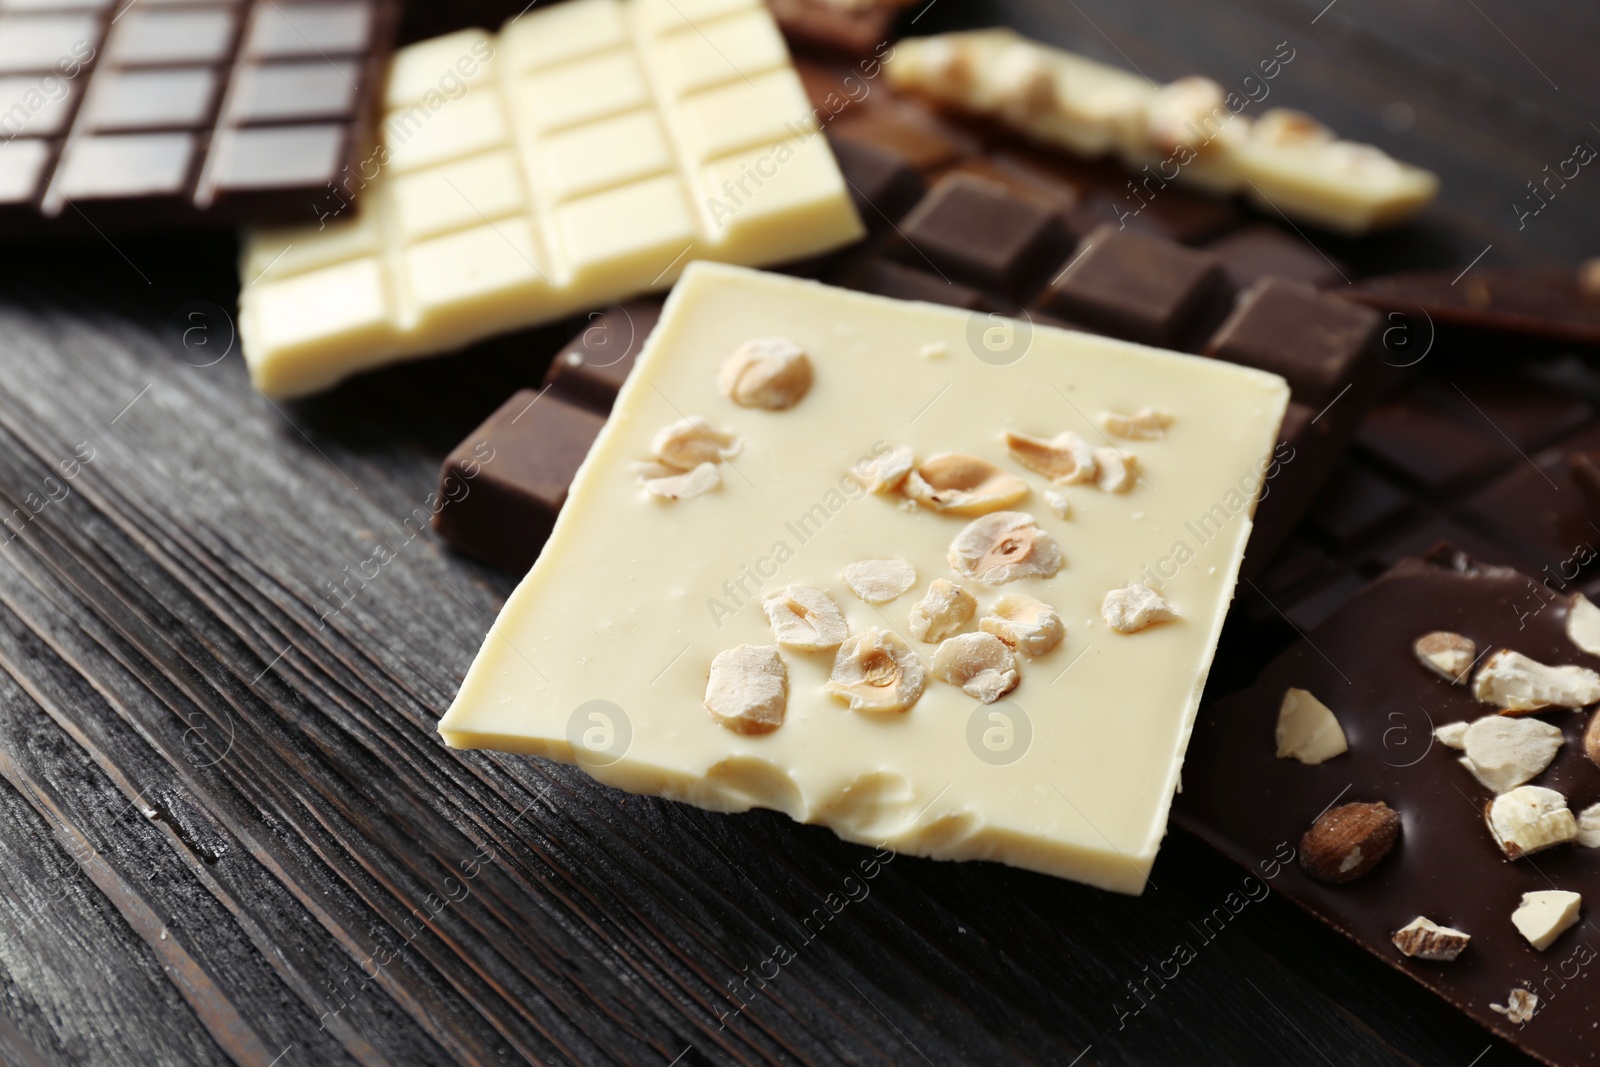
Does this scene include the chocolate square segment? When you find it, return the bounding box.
[1036,223,1226,348]
[827,135,923,224]
[227,60,361,122]
[205,124,344,192]
[0,14,101,74]
[106,8,238,66]
[53,132,194,199]
[82,68,220,130]
[433,390,607,573]
[245,1,373,57]
[542,298,663,413]
[1204,278,1379,405]
[898,173,1067,296]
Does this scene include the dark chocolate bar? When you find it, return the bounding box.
[0,0,395,231]
[767,0,914,58]
[1348,266,1600,352]
[1176,547,1600,1067]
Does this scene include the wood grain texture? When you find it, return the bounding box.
[0,1,1592,1064]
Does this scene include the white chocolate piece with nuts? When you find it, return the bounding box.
[932,633,1020,704]
[704,645,787,735]
[843,559,917,604]
[1274,688,1347,765]
[762,585,849,651]
[908,579,977,643]
[1391,917,1470,962]
[719,337,813,410]
[1486,785,1577,859]
[1413,631,1475,684]
[1457,715,1563,794]
[440,263,1291,894]
[1472,649,1600,712]
[980,594,1064,656]
[1567,593,1600,656]
[1101,583,1177,634]
[1511,890,1582,951]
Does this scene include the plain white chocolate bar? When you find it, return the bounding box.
[438,263,1290,893]
[886,29,1438,234]
[237,0,864,398]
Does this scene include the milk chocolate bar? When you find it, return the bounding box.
[0,0,396,230]
[237,0,865,399]
[1175,547,1600,1067]
[767,0,914,58]
[440,261,1291,892]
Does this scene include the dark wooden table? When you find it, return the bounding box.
[0,1,1594,1064]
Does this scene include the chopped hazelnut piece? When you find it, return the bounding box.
[1002,430,1096,485]
[1472,649,1600,712]
[1391,917,1470,962]
[1042,489,1071,519]
[1457,715,1563,794]
[980,594,1064,656]
[1101,583,1177,634]
[1511,890,1582,951]
[704,645,787,735]
[908,579,977,643]
[1486,785,1577,859]
[1274,688,1347,765]
[947,511,1063,584]
[762,585,849,651]
[843,559,917,604]
[824,628,926,713]
[634,461,722,500]
[1253,108,1333,147]
[718,337,813,410]
[1092,448,1139,493]
[1101,407,1174,440]
[651,415,741,469]
[1413,631,1475,684]
[904,453,1030,515]
[1144,77,1228,154]
[931,632,1019,704]
[852,446,915,494]
[1567,593,1600,656]
[1490,988,1538,1025]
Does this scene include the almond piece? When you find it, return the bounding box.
[1299,801,1400,884]
[1486,785,1577,859]
[1490,988,1538,1025]
[1568,593,1600,656]
[1275,688,1347,765]
[1576,802,1600,848]
[1586,708,1600,768]
[1433,721,1469,750]
[907,579,977,643]
[947,511,1063,584]
[762,585,849,651]
[1413,631,1475,684]
[1472,649,1600,713]
[904,453,1030,515]
[704,645,787,735]
[1457,715,1563,794]
[718,337,812,410]
[1511,890,1582,951]
[1391,917,1470,962]
[1002,430,1096,485]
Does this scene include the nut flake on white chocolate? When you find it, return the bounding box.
[1391,917,1470,962]
[1101,407,1173,440]
[1567,593,1600,656]
[979,594,1065,656]
[1413,631,1475,684]
[651,416,742,469]
[1577,803,1600,847]
[1092,448,1138,493]
[1457,715,1563,794]
[1003,430,1096,485]
[1432,721,1469,749]
[843,559,917,603]
[1486,785,1577,860]
[908,579,977,643]
[824,628,926,713]
[704,645,787,735]
[1143,77,1232,155]
[1101,583,1177,634]
[718,337,813,410]
[852,445,915,494]
[932,632,1019,704]
[1512,890,1582,951]
[947,511,1063,584]
[634,461,721,499]
[762,585,850,651]
[1274,688,1347,765]
[1472,649,1600,712]
[1490,988,1539,1025]
[904,453,1030,515]
[1042,489,1071,519]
